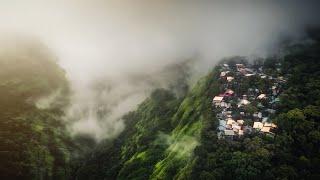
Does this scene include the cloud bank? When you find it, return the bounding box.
[0,0,319,140]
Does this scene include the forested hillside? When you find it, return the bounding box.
[0,41,75,179]
[74,32,320,180]
[73,75,215,180]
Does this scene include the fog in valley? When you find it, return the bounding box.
[0,0,319,140]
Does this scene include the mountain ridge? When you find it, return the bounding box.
[74,34,320,179]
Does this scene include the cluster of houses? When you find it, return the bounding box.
[213,62,285,140]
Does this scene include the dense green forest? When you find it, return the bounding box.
[1,32,320,179]
[0,42,76,179]
[73,32,320,179]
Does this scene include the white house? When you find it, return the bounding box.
[227,119,236,125]
[224,130,235,136]
[257,94,267,99]
[238,130,244,136]
[237,120,244,125]
[238,99,250,107]
[261,126,271,133]
[227,76,234,82]
[253,122,264,129]
[220,71,229,77]
[213,96,224,106]
[245,73,255,77]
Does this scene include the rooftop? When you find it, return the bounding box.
[224,130,235,136]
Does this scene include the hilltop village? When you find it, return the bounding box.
[212,60,286,140]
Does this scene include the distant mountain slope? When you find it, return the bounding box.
[0,39,74,179]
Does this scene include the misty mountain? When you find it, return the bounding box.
[1,29,320,180]
[71,33,320,180]
[1,1,320,179]
[0,40,74,179]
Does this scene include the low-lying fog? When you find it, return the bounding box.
[0,0,319,140]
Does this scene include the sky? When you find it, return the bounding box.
[0,0,319,140]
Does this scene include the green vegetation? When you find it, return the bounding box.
[0,43,74,179]
[74,64,220,179]
[74,31,320,179]
[191,33,320,180]
[2,32,320,179]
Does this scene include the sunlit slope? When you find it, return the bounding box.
[149,73,218,180]
[75,68,219,180]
